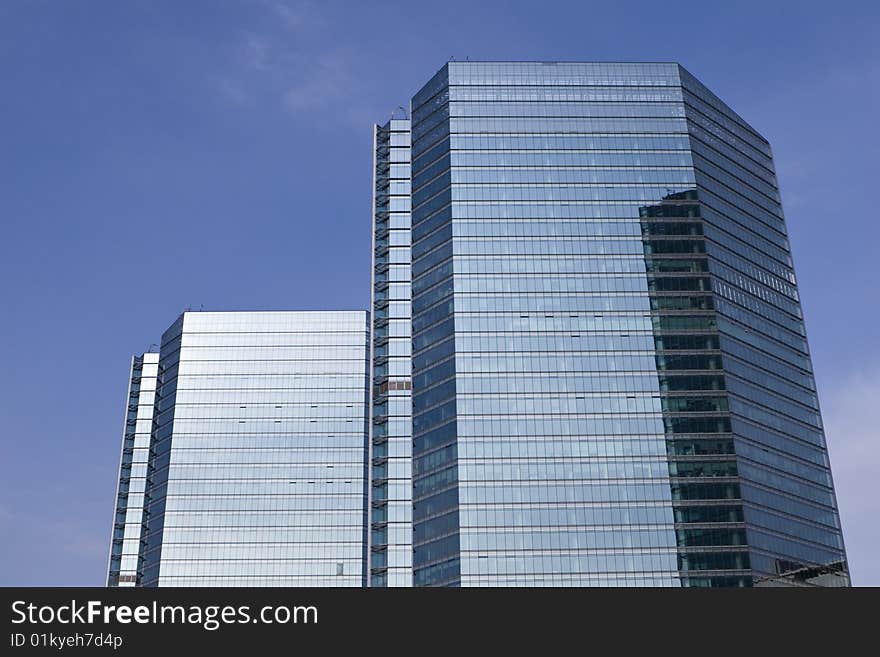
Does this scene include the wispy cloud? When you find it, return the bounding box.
[216,77,253,106]
[242,32,272,72]
[821,366,880,585]
[283,50,355,111]
[213,2,371,125]
[260,0,324,32]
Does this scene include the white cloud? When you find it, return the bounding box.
[216,77,252,106]
[821,367,880,585]
[283,51,354,112]
[242,32,272,72]
[261,0,322,31]
[211,3,372,124]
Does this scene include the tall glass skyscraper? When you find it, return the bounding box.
[109,311,370,587]
[408,62,847,586]
[369,119,415,586]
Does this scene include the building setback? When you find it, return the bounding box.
[107,353,159,587]
[109,311,370,586]
[369,119,415,587]
[407,62,847,586]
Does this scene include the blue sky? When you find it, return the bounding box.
[1,0,877,586]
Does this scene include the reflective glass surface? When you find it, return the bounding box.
[678,68,847,582]
[370,119,414,587]
[408,61,847,587]
[136,311,370,586]
[411,63,691,586]
[107,353,158,587]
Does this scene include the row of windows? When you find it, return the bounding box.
[747,529,843,566]
[444,236,684,256]
[448,218,692,239]
[158,545,364,560]
[688,123,776,187]
[745,507,843,550]
[703,211,791,277]
[685,107,772,177]
[166,420,364,432]
[156,576,361,586]
[448,100,688,118]
[454,460,671,481]
[446,85,684,104]
[454,438,670,460]
[697,183,786,245]
[722,328,811,386]
[453,333,661,351]
[448,163,695,186]
[158,510,366,524]
[692,149,780,206]
[447,200,706,219]
[165,454,365,469]
[425,548,683,577]
[730,397,822,445]
[680,71,769,148]
[171,408,366,420]
[459,529,681,551]
[737,441,829,491]
[728,378,820,429]
[156,561,362,576]
[453,295,655,313]
[453,372,724,394]
[449,116,688,134]
[714,280,804,336]
[153,464,366,479]
[692,152,785,213]
[684,99,772,169]
[450,133,690,149]
[738,462,834,506]
[456,255,652,276]
[450,153,694,172]
[419,483,684,514]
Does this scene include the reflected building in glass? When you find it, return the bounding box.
[108,311,370,586]
[369,118,415,586]
[408,61,847,586]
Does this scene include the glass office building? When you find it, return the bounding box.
[108,61,848,589]
[408,62,847,586]
[108,311,370,586]
[369,119,415,586]
[107,352,159,587]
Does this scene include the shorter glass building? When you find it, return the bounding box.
[108,311,371,587]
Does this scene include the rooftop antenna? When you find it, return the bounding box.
[449,55,456,61]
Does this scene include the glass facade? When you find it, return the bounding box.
[369,119,414,586]
[107,352,159,587]
[408,62,847,586]
[678,68,847,582]
[110,311,371,587]
[108,61,848,589]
